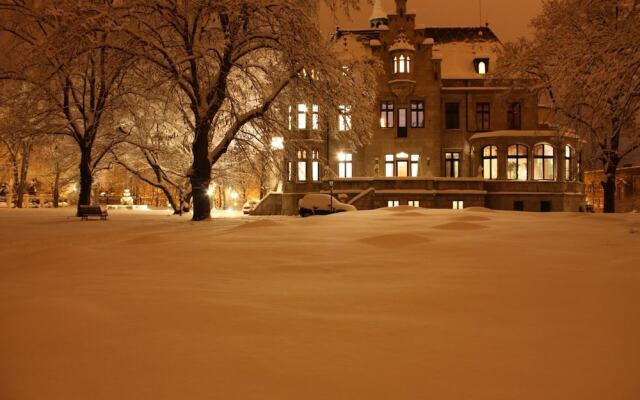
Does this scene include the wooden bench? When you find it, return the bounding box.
[78,205,108,221]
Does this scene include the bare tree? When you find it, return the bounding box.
[0,0,137,215]
[107,0,377,220]
[497,0,640,212]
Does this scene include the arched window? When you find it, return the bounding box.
[311,150,320,182]
[297,150,307,182]
[534,144,555,180]
[482,145,498,180]
[406,56,411,73]
[393,56,399,73]
[507,144,528,181]
[565,145,574,180]
[399,55,406,73]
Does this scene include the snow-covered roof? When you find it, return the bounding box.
[389,33,416,52]
[470,130,581,140]
[434,41,499,79]
[369,0,387,23]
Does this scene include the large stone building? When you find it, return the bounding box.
[255,0,585,215]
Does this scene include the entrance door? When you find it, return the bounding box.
[396,160,409,177]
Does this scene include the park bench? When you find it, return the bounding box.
[78,205,108,221]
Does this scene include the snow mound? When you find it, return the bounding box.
[358,233,430,248]
[453,215,492,222]
[381,205,420,212]
[232,220,281,230]
[387,211,430,218]
[432,222,488,231]
[462,207,494,213]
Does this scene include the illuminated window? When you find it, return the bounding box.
[393,56,398,74]
[385,154,394,177]
[338,152,353,178]
[380,101,394,128]
[338,105,352,131]
[565,145,574,180]
[508,102,522,130]
[287,161,292,181]
[507,144,528,181]
[312,105,319,130]
[297,104,307,129]
[408,201,420,208]
[297,150,307,182]
[394,55,411,74]
[474,58,489,75]
[445,152,460,178]
[476,102,490,130]
[410,101,424,128]
[312,150,320,182]
[388,201,400,207]
[288,105,292,130]
[453,201,464,210]
[482,145,498,180]
[410,154,420,177]
[534,144,555,181]
[399,55,406,73]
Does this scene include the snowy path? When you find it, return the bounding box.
[0,208,639,400]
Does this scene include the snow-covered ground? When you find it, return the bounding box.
[1,207,639,400]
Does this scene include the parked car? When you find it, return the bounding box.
[298,193,357,217]
[243,200,259,215]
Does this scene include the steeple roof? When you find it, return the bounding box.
[369,0,387,23]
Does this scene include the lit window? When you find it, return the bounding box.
[411,154,420,177]
[297,150,307,182]
[297,104,307,129]
[410,101,424,128]
[393,56,398,74]
[474,58,489,75]
[453,201,464,210]
[385,154,394,177]
[338,152,353,178]
[288,105,292,130]
[445,152,460,178]
[388,201,400,207]
[406,56,411,73]
[507,144,528,181]
[482,145,498,180]
[380,101,394,128]
[312,105,319,130]
[312,150,320,182]
[396,152,409,177]
[338,105,351,132]
[399,55,406,73]
[271,137,284,150]
[408,201,420,208]
[534,144,555,181]
[287,161,292,181]
[565,145,574,181]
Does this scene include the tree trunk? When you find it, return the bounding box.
[52,169,60,208]
[190,122,213,221]
[77,148,93,215]
[15,143,30,208]
[601,162,618,213]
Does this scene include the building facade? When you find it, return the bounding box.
[255,0,585,215]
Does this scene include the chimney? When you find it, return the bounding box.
[396,0,407,15]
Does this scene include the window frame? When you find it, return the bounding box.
[297,150,307,182]
[507,144,528,181]
[380,101,394,128]
[508,102,522,130]
[297,104,307,130]
[397,108,408,138]
[338,152,353,179]
[476,102,491,131]
[410,101,425,128]
[445,152,461,178]
[534,144,555,181]
[481,145,498,180]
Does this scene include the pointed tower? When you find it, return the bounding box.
[396,0,407,15]
[369,0,388,28]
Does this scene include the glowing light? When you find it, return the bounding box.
[230,191,239,200]
[478,61,487,75]
[206,187,214,197]
[338,152,346,162]
[271,137,284,150]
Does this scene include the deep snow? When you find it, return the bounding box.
[1,207,639,400]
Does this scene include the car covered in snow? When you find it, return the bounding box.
[298,193,357,217]
[243,200,259,215]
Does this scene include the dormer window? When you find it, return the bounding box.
[393,55,411,74]
[474,58,489,75]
